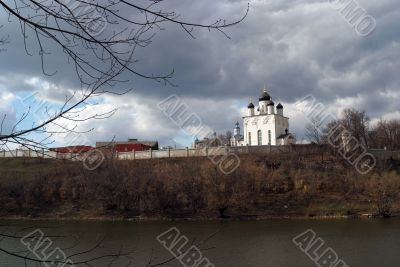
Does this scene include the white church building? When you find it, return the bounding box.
[231,87,296,146]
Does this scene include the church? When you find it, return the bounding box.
[230,87,296,146]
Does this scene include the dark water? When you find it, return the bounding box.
[1,219,400,266]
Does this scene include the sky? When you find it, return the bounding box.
[0,0,399,148]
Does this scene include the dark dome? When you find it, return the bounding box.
[259,91,271,101]
[267,100,275,106]
[276,103,283,109]
[248,102,255,109]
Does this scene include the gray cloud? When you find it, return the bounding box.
[0,0,399,146]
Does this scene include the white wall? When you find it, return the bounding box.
[243,113,291,146]
[259,101,268,114]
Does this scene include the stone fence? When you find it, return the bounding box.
[0,145,315,161]
[0,146,399,161]
[116,145,299,160]
[0,149,85,161]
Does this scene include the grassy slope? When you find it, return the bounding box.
[0,152,398,220]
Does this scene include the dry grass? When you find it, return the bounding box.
[0,152,398,219]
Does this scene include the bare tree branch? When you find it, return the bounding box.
[0,0,248,153]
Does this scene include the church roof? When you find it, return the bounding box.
[259,91,271,101]
[96,140,158,147]
[248,102,255,108]
[276,103,283,109]
[267,100,275,106]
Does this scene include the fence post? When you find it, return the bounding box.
[168,147,171,158]
[186,147,189,157]
[133,149,135,160]
[150,148,152,159]
[206,147,208,157]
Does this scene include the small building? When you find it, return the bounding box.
[193,133,224,149]
[50,146,93,153]
[49,146,94,160]
[95,138,158,152]
[230,122,244,146]
[276,129,296,146]
[114,143,152,152]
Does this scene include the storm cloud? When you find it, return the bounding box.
[0,0,398,146]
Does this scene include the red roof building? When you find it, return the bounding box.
[96,139,158,152]
[50,146,93,153]
[114,143,152,152]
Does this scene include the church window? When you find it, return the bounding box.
[257,130,262,145]
[268,130,271,145]
[248,132,251,145]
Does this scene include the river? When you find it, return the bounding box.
[1,219,399,266]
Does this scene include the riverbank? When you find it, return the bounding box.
[0,213,393,222]
[0,152,399,220]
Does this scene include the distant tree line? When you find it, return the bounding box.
[306,108,400,150]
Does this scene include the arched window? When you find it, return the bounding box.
[257,130,262,145]
[248,132,251,145]
[268,130,272,145]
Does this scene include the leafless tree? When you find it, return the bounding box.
[369,119,400,150]
[305,117,323,144]
[340,108,370,147]
[0,223,219,266]
[0,0,249,152]
[322,109,370,148]
[0,227,133,266]
[366,172,400,217]
[0,2,247,263]
[217,131,233,146]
